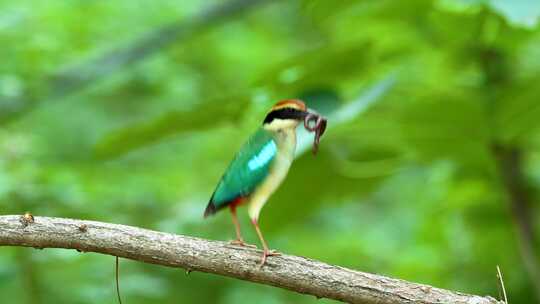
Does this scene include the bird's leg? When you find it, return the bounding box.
[229,206,256,248]
[251,218,280,267]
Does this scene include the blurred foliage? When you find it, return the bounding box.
[1,0,540,303]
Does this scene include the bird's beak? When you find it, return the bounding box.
[300,108,318,122]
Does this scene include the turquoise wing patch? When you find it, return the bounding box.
[205,128,277,216]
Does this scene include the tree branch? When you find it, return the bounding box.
[491,144,540,301]
[49,0,272,95]
[0,215,501,304]
[0,0,273,124]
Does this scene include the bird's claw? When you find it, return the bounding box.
[266,249,280,256]
[229,239,257,248]
[258,249,281,268]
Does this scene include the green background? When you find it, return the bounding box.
[1,0,539,303]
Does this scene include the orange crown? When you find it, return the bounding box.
[271,99,306,112]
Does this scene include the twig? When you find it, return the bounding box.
[496,266,508,304]
[0,215,502,304]
[116,256,122,304]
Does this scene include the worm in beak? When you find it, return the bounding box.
[303,110,327,154]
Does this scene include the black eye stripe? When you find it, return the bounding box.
[263,108,307,124]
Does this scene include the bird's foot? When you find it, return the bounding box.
[258,249,281,268]
[229,239,257,248]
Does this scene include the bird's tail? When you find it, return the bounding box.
[203,203,217,218]
[203,194,217,218]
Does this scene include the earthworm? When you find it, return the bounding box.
[304,113,327,154]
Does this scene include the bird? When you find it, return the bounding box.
[204,99,326,266]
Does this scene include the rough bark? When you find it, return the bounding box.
[0,215,502,304]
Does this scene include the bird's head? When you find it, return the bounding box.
[262,99,312,131]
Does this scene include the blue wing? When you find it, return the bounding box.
[204,128,277,217]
